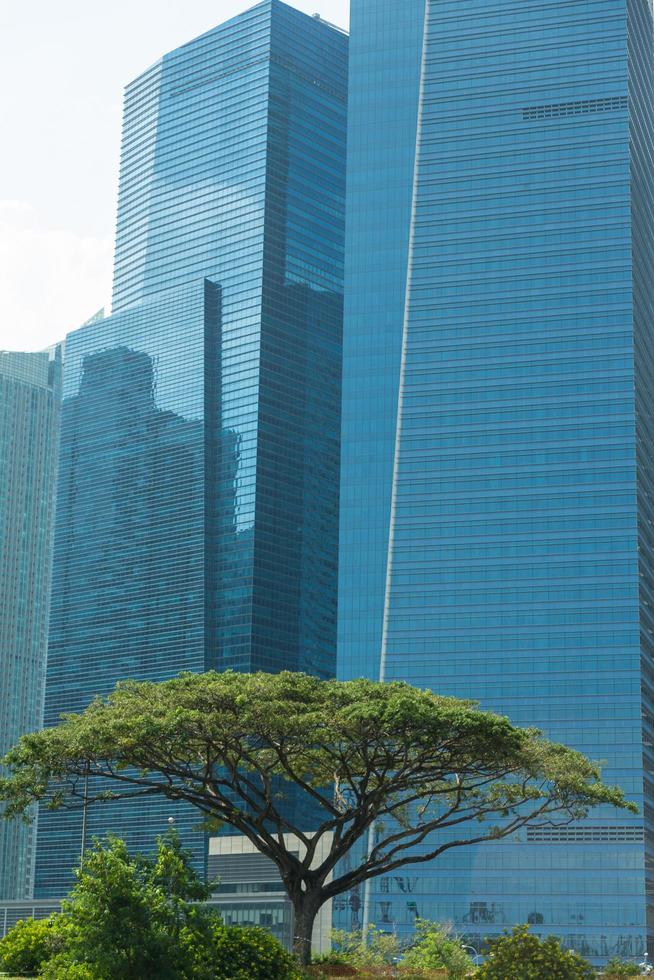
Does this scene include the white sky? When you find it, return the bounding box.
[0,0,349,352]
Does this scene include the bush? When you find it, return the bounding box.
[40,955,98,979]
[475,925,594,980]
[0,915,62,976]
[603,957,642,977]
[305,961,358,976]
[200,923,302,980]
[306,969,448,979]
[402,920,473,979]
[53,833,200,979]
[328,925,402,968]
[0,833,298,980]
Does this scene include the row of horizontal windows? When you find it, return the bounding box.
[119,128,268,189]
[360,563,637,587]
[400,423,635,446]
[393,522,638,563]
[419,114,629,148]
[394,474,636,496]
[416,73,629,114]
[524,95,629,119]
[383,637,639,656]
[402,404,633,430]
[387,610,639,628]
[426,14,624,46]
[404,91,628,120]
[427,0,621,24]
[417,92,629,126]
[408,210,632,241]
[412,256,631,286]
[406,350,630,372]
[528,826,643,842]
[402,356,632,384]
[423,44,627,81]
[418,132,628,169]
[414,176,629,205]
[399,380,633,407]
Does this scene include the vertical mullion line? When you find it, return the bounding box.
[361,0,432,939]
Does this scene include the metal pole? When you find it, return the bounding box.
[80,765,89,865]
[362,0,432,942]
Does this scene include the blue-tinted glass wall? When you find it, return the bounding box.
[338,0,424,685]
[35,0,346,898]
[0,350,61,899]
[630,0,654,956]
[339,0,654,963]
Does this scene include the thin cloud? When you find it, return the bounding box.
[0,202,112,351]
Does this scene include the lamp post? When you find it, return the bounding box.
[463,943,482,966]
[79,762,90,865]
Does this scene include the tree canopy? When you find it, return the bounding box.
[0,670,635,964]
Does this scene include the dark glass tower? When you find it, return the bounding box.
[0,349,61,900]
[34,0,347,899]
[338,0,654,965]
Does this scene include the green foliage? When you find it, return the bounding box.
[191,922,303,980]
[318,920,472,977]
[0,829,297,979]
[603,957,642,976]
[0,915,61,976]
[475,924,595,980]
[402,920,473,979]
[52,829,215,979]
[40,956,97,979]
[328,924,402,968]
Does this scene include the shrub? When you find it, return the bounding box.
[402,920,473,979]
[329,925,402,968]
[199,923,302,980]
[0,915,62,976]
[603,957,642,977]
[475,924,595,980]
[40,955,98,979]
[54,833,200,979]
[305,960,358,976]
[0,833,300,980]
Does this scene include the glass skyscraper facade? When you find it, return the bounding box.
[0,349,62,900]
[34,0,346,899]
[338,0,654,964]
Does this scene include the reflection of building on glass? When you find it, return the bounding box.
[37,343,209,898]
[55,345,205,682]
[463,903,505,926]
[0,348,62,902]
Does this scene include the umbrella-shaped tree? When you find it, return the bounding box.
[0,671,635,966]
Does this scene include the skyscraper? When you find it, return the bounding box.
[339,0,654,964]
[34,0,346,899]
[0,349,62,900]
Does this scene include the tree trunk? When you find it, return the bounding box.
[292,897,320,967]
